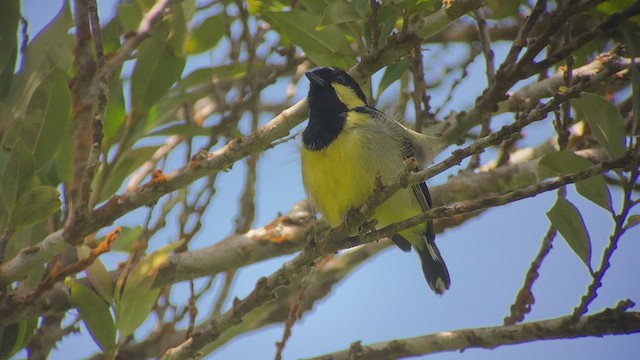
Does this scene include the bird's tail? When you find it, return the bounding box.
[416,238,450,295]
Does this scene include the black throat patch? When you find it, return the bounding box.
[303,85,348,151]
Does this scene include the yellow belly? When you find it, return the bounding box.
[300,127,426,241]
[301,129,373,227]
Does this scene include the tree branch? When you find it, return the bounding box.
[0,0,484,292]
[304,306,640,360]
[0,146,612,326]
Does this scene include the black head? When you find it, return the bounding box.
[303,67,369,150]
[305,67,368,107]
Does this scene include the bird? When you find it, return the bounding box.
[300,66,450,295]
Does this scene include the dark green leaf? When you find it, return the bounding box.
[116,287,160,339]
[103,76,126,144]
[20,69,72,170]
[547,197,592,271]
[69,280,116,355]
[118,2,142,32]
[573,93,626,159]
[130,21,186,117]
[263,10,356,68]
[135,0,156,11]
[7,0,72,118]
[575,176,612,212]
[10,186,60,230]
[3,223,48,275]
[378,59,409,96]
[85,257,114,303]
[101,17,122,55]
[0,0,19,99]
[596,0,640,25]
[167,4,187,54]
[183,14,224,55]
[487,0,524,19]
[96,146,162,202]
[181,0,198,20]
[539,151,612,211]
[375,3,403,48]
[317,1,364,30]
[53,129,73,183]
[110,226,143,253]
[0,319,32,359]
[115,241,180,338]
[2,138,35,210]
[625,215,640,230]
[299,0,330,15]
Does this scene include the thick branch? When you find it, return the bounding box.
[504,50,637,112]
[304,308,640,360]
[159,151,636,359]
[0,147,610,326]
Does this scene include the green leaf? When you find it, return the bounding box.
[183,14,225,55]
[625,215,640,230]
[3,223,48,276]
[20,69,72,170]
[110,226,143,253]
[53,129,73,183]
[263,10,356,68]
[101,17,122,55]
[69,280,116,355]
[115,241,181,338]
[299,0,330,15]
[85,258,114,303]
[0,0,19,99]
[486,0,524,19]
[410,0,441,13]
[573,93,626,159]
[317,1,364,30]
[10,186,60,230]
[118,2,142,32]
[7,0,73,119]
[181,0,198,21]
[539,151,612,211]
[96,146,161,202]
[103,76,126,145]
[377,59,408,96]
[2,138,35,210]
[374,3,403,48]
[167,3,187,54]
[0,319,30,359]
[574,176,612,212]
[547,197,592,271]
[130,21,186,117]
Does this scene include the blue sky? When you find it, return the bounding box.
[17,0,640,359]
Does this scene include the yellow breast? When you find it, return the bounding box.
[300,128,374,227]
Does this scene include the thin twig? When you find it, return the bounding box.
[274,264,318,360]
[473,8,495,83]
[212,271,236,317]
[80,0,108,211]
[504,226,557,325]
[569,167,640,322]
[369,0,381,52]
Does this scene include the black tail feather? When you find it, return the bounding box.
[417,240,450,295]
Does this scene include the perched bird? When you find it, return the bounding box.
[300,66,451,295]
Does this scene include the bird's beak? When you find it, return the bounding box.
[305,71,326,86]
